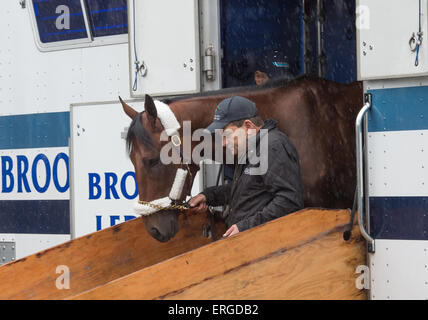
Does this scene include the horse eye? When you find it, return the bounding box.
[143,157,160,168]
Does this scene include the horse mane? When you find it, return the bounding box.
[161,74,317,104]
[126,112,157,154]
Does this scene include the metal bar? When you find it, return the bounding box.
[316,0,324,77]
[355,93,375,253]
[300,0,306,75]
[69,105,76,240]
[80,0,93,40]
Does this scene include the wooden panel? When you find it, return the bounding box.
[71,209,367,300]
[0,212,226,300]
[162,225,365,299]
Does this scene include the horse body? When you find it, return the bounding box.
[122,76,363,242]
[169,76,362,208]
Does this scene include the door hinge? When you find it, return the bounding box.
[203,45,216,81]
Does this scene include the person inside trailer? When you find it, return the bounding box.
[254,50,295,86]
[188,96,304,237]
[221,51,295,182]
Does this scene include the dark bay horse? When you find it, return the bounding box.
[121,76,363,242]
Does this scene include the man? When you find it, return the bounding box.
[188,96,304,237]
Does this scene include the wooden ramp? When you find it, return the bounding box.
[69,209,366,300]
[0,212,226,300]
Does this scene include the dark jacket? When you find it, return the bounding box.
[201,119,304,232]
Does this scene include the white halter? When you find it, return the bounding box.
[133,101,189,216]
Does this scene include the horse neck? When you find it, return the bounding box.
[169,97,222,133]
[167,88,277,130]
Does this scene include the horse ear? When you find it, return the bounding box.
[119,96,138,119]
[144,94,157,121]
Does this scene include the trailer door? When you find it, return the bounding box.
[128,0,200,97]
[356,0,428,299]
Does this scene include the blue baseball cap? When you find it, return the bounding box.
[205,96,258,133]
[255,50,292,78]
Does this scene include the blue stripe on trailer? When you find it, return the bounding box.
[0,200,70,234]
[369,196,428,240]
[367,86,428,132]
[0,112,70,150]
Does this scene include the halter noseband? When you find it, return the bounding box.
[134,101,193,216]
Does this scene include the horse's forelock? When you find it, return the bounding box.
[126,112,157,155]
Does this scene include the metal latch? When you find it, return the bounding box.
[203,45,215,81]
[0,242,16,265]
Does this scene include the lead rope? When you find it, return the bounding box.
[132,0,147,91]
[415,0,423,67]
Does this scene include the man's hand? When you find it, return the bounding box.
[223,224,239,237]
[188,193,208,214]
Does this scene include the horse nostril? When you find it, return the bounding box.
[151,227,161,238]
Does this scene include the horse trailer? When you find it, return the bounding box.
[0,0,427,300]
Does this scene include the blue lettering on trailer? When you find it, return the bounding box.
[88,171,138,200]
[32,154,51,193]
[96,215,137,231]
[0,112,70,234]
[53,152,69,193]
[0,153,69,194]
[17,155,31,193]
[1,156,14,193]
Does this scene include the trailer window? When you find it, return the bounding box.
[32,0,89,43]
[85,0,128,37]
[30,0,128,51]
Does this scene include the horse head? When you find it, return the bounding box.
[120,94,199,242]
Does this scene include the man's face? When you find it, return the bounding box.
[222,121,259,157]
[254,70,270,86]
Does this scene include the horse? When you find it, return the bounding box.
[120,75,363,242]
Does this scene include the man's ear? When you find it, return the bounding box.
[244,119,255,129]
[254,70,269,86]
[244,120,259,137]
